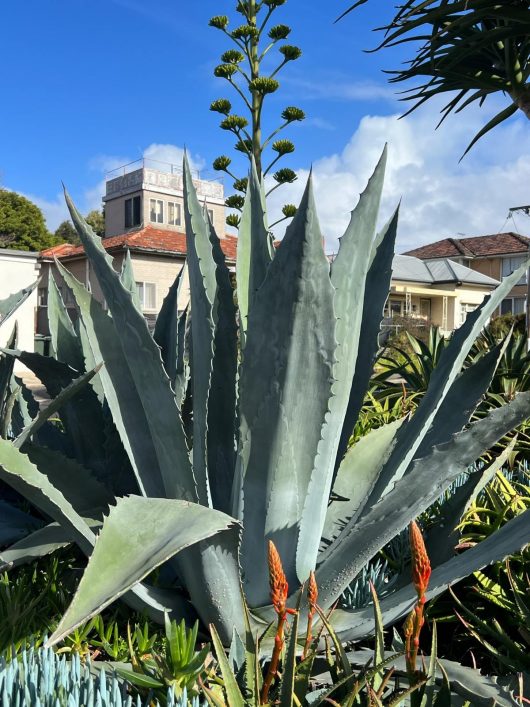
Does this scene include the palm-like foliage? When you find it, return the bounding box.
[339,0,530,156]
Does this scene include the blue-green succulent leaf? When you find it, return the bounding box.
[0,439,96,556]
[334,205,398,470]
[56,261,192,500]
[297,148,387,582]
[0,500,43,546]
[322,418,404,550]
[14,366,100,449]
[364,259,530,510]
[153,263,188,400]
[330,506,530,645]
[237,173,335,606]
[47,270,84,372]
[119,249,142,311]
[0,522,72,570]
[237,158,273,335]
[0,280,38,327]
[205,214,238,513]
[63,190,196,502]
[47,495,238,646]
[316,390,530,607]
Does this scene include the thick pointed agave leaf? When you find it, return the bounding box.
[4,347,107,474]
[47,495,238,646]
[0,439,96,556]
[47,270,84,372]
[362,258,530,510]
[153,263,189,402]
[322,418,404,550]
[64,191,196,502]
[297,148,388,582]
[119,249,142,311]
[0,279,38,327]
[237,158,273,335]
[237,173,336,606]
[316,390,530,608]
[331,506,530,645]
[183,156,237,509]
[334,207,398,472]
[0,500,43,546]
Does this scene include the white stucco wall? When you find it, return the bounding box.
[0,250,40,369]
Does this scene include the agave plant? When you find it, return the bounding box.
[0,149,529,660]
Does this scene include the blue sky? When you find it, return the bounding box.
[2,0,530,251]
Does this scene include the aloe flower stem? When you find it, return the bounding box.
[404,521,432,693]
[261,541,295,704]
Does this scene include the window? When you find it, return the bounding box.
[168,201,182,226]
[500,297,526,315]
[387,299,403,317]
[501,255,527,285]
[207,208,214,223]
[136,281,157,310]
[38,288,48,307]
[125,196,141,228]
[150,199,164,224]
[459,302,477,326]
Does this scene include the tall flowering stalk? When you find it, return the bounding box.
[209,1,304,228]
[260,540,296,704]
[404,521,432,680]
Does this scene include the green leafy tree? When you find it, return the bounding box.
[85,209,105,238]
[54,220,80,245]
[209,0,304,227]
[339,0,530,156]
[0,189,58,251]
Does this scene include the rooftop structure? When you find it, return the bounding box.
[404,232,530,260]
[103,158,226,239]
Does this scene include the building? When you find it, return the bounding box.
[386,255,499,334]
[38,160,236,340]
[0,249,40,366]
[404,233,530,316]
[36,159,502,343]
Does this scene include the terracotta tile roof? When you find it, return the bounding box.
[41,226,238,262]
[404,232,530,259]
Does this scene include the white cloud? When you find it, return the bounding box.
[266,100,530,254]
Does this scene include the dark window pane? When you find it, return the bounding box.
[133,196,141,225]
[125,199,132,228]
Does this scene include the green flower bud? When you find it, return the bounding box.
[225,195,245,210]
[282,204,297,217]
[210,98,232,115]
[263,0,287,7]
[235,139,253,154]
[226,213,241,228]
[249,77,280,95]
[220,115,249,131]
[282,106,305,122]
[233,177,249,193]
[268,24,291,40]
[214,64,238,79]
[273,168,297,184]
[209,15,229,29]
[279,45,302,61]
[213,155,232,172]
[221,49,245,64]
[272,139,295,155]
[231,24,259,40]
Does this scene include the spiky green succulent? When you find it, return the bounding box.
[0,151,528,664]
